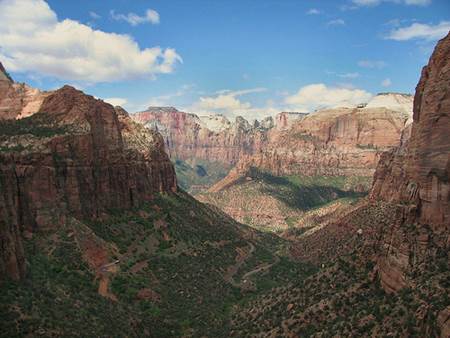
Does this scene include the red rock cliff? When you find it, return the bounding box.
[0,86,176,280]
[369,32,450,297]
[132,108,271,165]
[370,32,450,228]
[210,106,411,192]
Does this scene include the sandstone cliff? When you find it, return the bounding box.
[0,84,176,280]
[368,33,450,303]
[132,107,272,165]
[210,106,411,192]
[0,62,50,120]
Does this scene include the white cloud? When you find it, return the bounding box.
[306,8,321,15]
[352,0,431,6]
[284,83,372,112]
[196,88,266,111]
[339,72,360,79]
[0,0,181,83]
[386,21,450,41]
[110,8,160,26]
[327,19,345,26]
[186,88,272,118]
[104,97,127,106]
[89,11,101,19]
[358,60,387,69]
[381,78,392,87]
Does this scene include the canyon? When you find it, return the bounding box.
[133,93,413,194]
[231,32,450,337]
[0,72,176,280]
[0,30,448,338]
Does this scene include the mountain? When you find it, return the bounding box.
[0,84,177,281]
[132,107,276,191]
[0,62,50,120]
[132,107,272,165]
[214,105,412,185]
[0,67,313,337]
[365,92,413,115]
[199,102,412,230]
[275,111,309,130]
[231,32,450,337]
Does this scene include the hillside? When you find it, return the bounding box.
[1,189,319,337]
[230,32,450,338]
[0,70,312,337]
[198,169,369,231]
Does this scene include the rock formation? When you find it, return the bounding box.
[132,107,272,164]
[210,106,412,192]
[365,92,413,115]
[369,33,450,298]
[0,62,50,120]
[0,81,176,280]
[274,111,308,130]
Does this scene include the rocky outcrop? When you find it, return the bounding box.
[0,62,49,120]
[211,106,411,192]
[274,112,308,130]
[365,92,413,115]
[369,33,450,294]
[132,107,271,164]
[0,85,176,280]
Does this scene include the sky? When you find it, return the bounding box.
[0,0,449,119]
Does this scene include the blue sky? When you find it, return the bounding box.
[0,0,449,118]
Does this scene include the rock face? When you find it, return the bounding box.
[274,112,308,130]
[211,106,411,192]
[0,85,176,280]
[0,62,49,120]
[365,92,413,115]
[369,33,450,294]
[132,107,271,164]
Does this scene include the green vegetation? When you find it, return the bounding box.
[0,191,316,338]
[0,144,29,152]
[174,158,232,193]
[231,202,450,337]
[356,143,378,150]
[0,113,66,138]
[199,169,370,231]
[255,171,368,210]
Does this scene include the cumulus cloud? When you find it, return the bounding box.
[194,88,266,112]
[104,97,128,107]
[358,60,387,69]
[110,9,160,26]
[185,88,275,119]
[284,83,372,112]
[386,21,450,41]
[352,0,431,6]
[381,78,392,87]
[327,19,345,26]
[0,0,181,83]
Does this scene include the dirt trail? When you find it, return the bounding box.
[224,242,280,290]
[97,261,119,301]
[224,242,255,283]
[241,255,280,280]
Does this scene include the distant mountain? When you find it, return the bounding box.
[231,33,450,337]
[365,92,413,115]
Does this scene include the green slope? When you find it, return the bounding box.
[0,191,314,337]
[174,158,232,194]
